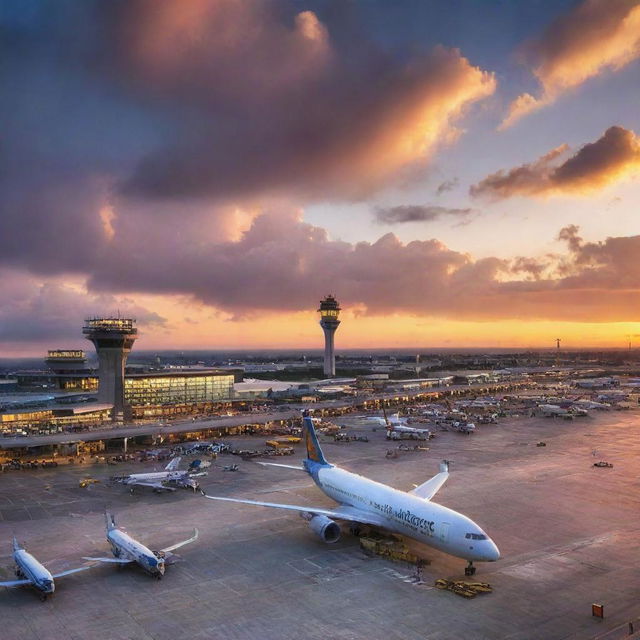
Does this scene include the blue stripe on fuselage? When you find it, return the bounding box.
[304,458,332,486]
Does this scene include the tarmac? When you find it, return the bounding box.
[0,408,639,640]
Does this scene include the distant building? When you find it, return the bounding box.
[0,379,18,393]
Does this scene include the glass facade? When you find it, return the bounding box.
[124,372,234,407]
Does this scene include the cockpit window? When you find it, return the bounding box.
[465,533,488,540]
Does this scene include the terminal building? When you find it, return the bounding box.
[0,317,236,434]
[125,369,235,419]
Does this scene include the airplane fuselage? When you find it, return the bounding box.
[310,464,499,562]
[107,529,164,576]
[14,549,54,594]
[124,470,185,485]
[390,425,430,435]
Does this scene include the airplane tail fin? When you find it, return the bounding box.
[165,457,181,472]
[302,411,330,466]
[105,511,117,531]
[12,536,21,552]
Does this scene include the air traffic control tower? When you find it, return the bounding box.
[318,295,341,377]
[83,317,137,421]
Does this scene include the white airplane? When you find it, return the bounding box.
[205,412,499,575]
[111,457,204,493]
[357,410,430,437]
[83,512,198,579]
[0,537,93,600]
[386,422,431,440]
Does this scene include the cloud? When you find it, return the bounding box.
[0,271,166,345]
[120,25,496,200]
[76,206,640,323]
[0,0,496,281]
[436,178,459,195]
[501,0,640,128]
[374,205,474,224]
[470,126,640,199]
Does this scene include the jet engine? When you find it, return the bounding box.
[308,515,341,543]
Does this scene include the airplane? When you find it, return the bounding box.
[83,512,198,579]
[0,537,93,600]
[110,457,204,493]
[386,422,431,440]
[204,411,500,576]
[356,410,431,438]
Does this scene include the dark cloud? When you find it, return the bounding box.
[78,208,640,322]
[471,126,640,200]
[374,205,474,224]
[0,0,495,281]
[436,178,459,195]
[0,271,165,345]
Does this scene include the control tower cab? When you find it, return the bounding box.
[318,295,341,377]
[83,318,137,421]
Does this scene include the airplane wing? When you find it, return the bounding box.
[203,496,389,528]
[51,565,94,579]
[0,578,32,587]
[160,528,199,554]
[255,462,305,470]
[130,480,176,491]
[82,556,134,564]
[409,465,449,501]
[165,457,181,472]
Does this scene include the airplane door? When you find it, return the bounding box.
[438,522,450,543]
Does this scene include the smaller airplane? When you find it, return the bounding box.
[110,457,204,493]
[383,408,431,439]
[386,423,431,440]
[0,537,93,600]
[83,512,198,579]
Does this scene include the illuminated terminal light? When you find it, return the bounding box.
[84,317,137,332]
[46,350,86,360]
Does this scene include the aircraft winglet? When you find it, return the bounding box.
[409,460,450,500]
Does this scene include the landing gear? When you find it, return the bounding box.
[40,593,48,602]
[156,573,163,580]
[129,488,135,495]
[15,568,24,578]
[465,561,476,577]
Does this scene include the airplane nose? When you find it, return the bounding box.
[486,540,500,562]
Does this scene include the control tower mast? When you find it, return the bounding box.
[83,317,138,421]
[318,295,341,378]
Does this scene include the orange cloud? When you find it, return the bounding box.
[471,126,640,199]
[501,0,640,128]
[117,1,496,200]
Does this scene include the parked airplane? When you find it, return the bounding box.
[110,457,204,493]
[205,412,499,575]
[354,408,406,426]
[83,512,198,579]
[0,537,93,600]
[357,410,431,438]
[386,422,431,440]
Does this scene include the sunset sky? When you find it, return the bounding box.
[2,0,640,355]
